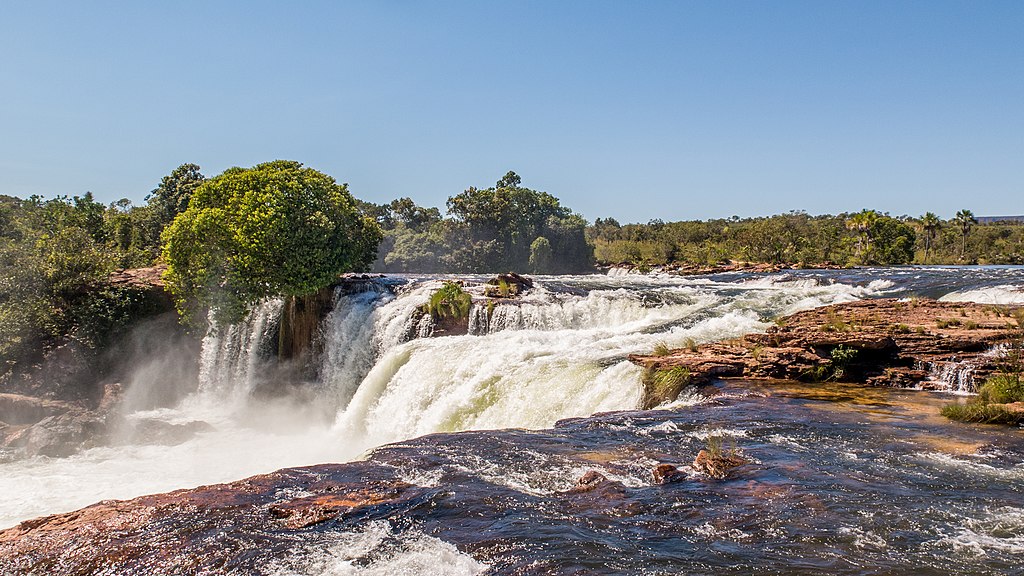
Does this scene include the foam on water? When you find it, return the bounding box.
[1,269,1021,530]
[265,521,487,576]
[938,284,1024,305]
[936,507,1024,556]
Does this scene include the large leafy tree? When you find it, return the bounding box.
[161,160,382,324]
[446,171,593,272]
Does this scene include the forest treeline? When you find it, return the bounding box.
[589,209,1024,269]
[2,161,1023,378]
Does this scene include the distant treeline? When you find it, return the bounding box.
[589,209,1024,268]
[2,161,1022,376]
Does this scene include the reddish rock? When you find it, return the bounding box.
[693,450,748,480]
[652,463,686,484]
[630,298,1023,404]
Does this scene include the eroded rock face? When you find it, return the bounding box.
[631,298,1023,405]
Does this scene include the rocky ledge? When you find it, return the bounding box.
[630,298,1023,408]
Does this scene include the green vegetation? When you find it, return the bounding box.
[588,209,1024,268]
[422,281,473,320]
[0,189,176,380]
[941,373,1024,425]
[942,338,1024,425]
[641,365,691,404]
[162,161,381,325]
[367,172,594,274]
[804,346,859,382]
[652,341,671,357]
[821,311,854,333]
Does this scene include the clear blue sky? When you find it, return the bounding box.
[1,1,1021,222]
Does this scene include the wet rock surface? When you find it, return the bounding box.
[631,298,1023,407]
[3,382,1023,575]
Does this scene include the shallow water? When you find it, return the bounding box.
[1,266,1022,545]
[266,380,1022,575]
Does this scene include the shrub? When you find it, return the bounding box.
[423,281,472,320]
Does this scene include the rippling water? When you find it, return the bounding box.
[1,266,1023,573]
[253,381,1023,575]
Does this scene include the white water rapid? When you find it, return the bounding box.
[0,270,1004,529]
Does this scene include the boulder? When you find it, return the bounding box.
[484,273,533,298]
[652,463,686,484]
[692,450,748,479]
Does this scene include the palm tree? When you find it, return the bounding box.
[920,212,941,263]
[954,209,977,260]
[845,209,879,263]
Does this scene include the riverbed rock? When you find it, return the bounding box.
[652,463,687,484]
[692,449,748,479]
[630,298,1023,403]
[484,272,533,297]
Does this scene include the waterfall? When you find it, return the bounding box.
[926,359,978,394]
[197,298,284,401]
[191,272,902,444]
[924,344,1010,394]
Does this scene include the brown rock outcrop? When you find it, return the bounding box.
[631,298,1023,406]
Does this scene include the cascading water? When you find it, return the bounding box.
[197,298,284,402]
[1,268,1022,533]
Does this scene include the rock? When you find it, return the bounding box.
[121,419,214,446]
[484,273,533,298]
[8,411,107,458]
[575,470,608,491]
[693,450,747,479]
[652,463,686,484]
[630,299,1023,404]
[268,484,413,529]
[0,466,427,574]
[0,394,77,426]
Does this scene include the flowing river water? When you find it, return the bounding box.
[1,267,1023,573]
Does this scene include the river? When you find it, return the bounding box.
[1,267,1022,573]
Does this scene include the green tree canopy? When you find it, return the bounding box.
[445,171,593,272]
[147,163,206,227]
[161,160,382,325]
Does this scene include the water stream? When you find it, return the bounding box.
[1,267,1023,572]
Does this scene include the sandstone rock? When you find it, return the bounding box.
[630,299,1023,404]
[693,449,747,479]
[652,463,686,484]
[10,411,107,458]
[121,419,214,446]
[484,272,533,297]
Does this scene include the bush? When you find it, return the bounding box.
[423,281,472,320]
[942,372,1024,425]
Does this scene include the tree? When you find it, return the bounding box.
[954,209,977,260]
[868,216,916,265]
[161,161,382,325]
[920,212,941,263]
[529,236,553,274]
[446,171,592,272]
[148,163,206,227]
[845,209,879,263]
